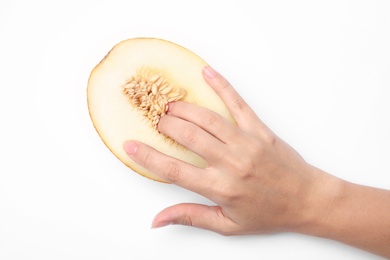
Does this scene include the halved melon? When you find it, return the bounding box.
[87,38,234,182]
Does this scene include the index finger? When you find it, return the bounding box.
[123,140,215,196]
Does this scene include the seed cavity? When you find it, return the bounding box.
[122,70,187,128]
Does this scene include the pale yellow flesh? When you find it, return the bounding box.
[87,38,234,182]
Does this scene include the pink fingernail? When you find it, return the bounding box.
[123,141,138,156]
[151,221,173,229]
[203,66,217,79]
[167,102,174,113]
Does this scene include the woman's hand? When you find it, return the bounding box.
[123,66,390,257]
[123,66,338,235]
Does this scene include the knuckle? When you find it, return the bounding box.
[234,159,256,179]
[177,216,193,226]
[220,81,232,91]
[232,97,248,111]
[181,125,198,145]
[262,130,277,147]
[203,112,220,128]
[212,181,240,204]
[216,150,256,180]
[163,161,181,183]
[139,147,153,168]
[226,150,257,180]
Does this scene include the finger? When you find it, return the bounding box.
[151,203,239,235]
[166,101,240,144]
[124,141,209,194]
[158,115,226,164]
[202,66,266,131]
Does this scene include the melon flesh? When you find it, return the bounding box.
[87,38,234,182]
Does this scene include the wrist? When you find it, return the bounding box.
[292,167,390,258]
[292,165,346,237]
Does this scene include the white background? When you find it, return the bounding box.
[0,0,389,259]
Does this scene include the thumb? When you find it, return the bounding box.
[151,203,238,235]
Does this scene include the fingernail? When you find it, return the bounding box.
[167,102,174,113]
[151,221,173,229]
[123,141,138,156]
[203,66,217,79]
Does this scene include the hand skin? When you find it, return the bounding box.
[123,66,390,258]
